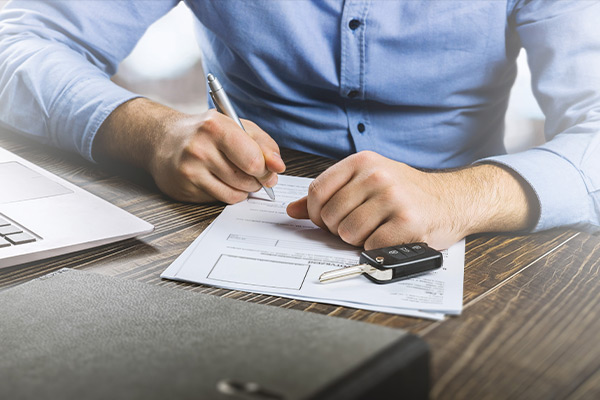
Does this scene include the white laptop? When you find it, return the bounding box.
[0,146,154,268]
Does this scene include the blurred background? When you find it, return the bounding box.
[111,2,207,115]
[1,1,545,154]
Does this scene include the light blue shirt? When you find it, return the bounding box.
[0,0,599,233]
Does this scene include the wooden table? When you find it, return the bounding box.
[1,132,598,399]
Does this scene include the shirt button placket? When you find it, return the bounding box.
[339,1,370,150]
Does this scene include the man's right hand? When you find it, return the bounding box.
[93,98,286,204]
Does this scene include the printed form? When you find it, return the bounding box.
[162,175,465,320]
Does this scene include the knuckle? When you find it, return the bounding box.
[352,150,377,167]
[199,111,222,138]
[246,152,265,176]
[201,113,217,131]
[337,224,360,246]
[392,212,427,243]
[176,163,196,182]
[183,141,208,163]
[399,206,420,226]
[308,178,325,201]
[320,205,336,227]
[368,168,392,186]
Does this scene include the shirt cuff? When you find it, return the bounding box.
[83,92,143,164]
[50,76,141,163]
[477,149,591,232]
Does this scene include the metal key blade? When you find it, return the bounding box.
[319,264,372,283]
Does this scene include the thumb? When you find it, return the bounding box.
[264,150,286,174]
[241,118,286,174]
[286,196,309,219]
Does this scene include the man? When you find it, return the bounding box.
[0,1,598,250]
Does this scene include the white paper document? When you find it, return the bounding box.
[162,175,465,320]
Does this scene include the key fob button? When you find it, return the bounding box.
[409,244,426,254]
[388,250,407,260]
[397,246,414,256]
[386,248,406,259]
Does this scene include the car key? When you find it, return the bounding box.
[319,243,443,284]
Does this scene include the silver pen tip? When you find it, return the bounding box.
[265,186,276,201]
[207,73,215,82]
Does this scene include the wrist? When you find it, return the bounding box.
[438,163,539,238]
[93,98,185,173]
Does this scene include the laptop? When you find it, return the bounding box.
[0,146,153,269]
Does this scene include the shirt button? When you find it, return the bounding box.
[347,90,359,98]
[348,19,361,30]
[357,123,365,133]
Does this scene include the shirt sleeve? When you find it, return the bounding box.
[481,0,600,233]
[0,0,179,162]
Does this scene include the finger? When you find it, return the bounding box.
[192,170,250,204]
[286,196,309,219]
[166,165,249,204]
[336,200,390,247]
[211,113,271,179]
[265,150,286,174]
[179,139,261,194]
[263,171,279,188]
[306,159,356,231]
[257,170,278,189]
[209,152,263,193]
[242,119,286,174]
[319,177,371,236]
[363,218,417,250]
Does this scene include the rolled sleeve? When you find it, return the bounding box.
[49,73,140,162]
[494,0,600,232]
[0,0,178,161]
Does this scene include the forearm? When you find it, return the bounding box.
[435,163,540,238]
[92,97,185,171]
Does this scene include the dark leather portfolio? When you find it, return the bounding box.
[0,269,429,399]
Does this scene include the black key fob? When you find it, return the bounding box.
[359,243,443,284]
[319,243,444,285]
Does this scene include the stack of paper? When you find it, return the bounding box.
[162,175,464,320]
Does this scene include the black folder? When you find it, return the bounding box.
[0,269,429,399]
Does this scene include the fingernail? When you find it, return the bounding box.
[272,152,281,159]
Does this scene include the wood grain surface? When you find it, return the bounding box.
[426,231,600,399]
[1,131,597,398]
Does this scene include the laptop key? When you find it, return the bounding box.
[0,224,23,236]
[0,217,10,227]
[0,237,11,248]
[5,232,36,245]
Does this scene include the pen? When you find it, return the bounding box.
[207,73,276,201]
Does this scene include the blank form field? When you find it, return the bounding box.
[208,254,309,290]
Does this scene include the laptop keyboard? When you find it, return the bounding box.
[0,217,37,248]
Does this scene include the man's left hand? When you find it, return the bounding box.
[286,151,538,250]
